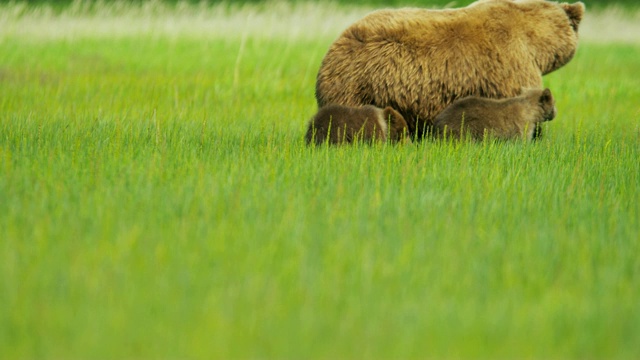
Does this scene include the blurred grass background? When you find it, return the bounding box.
[2,0,639,10]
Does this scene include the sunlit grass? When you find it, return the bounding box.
[1,2,639,359]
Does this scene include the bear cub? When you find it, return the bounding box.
[433,88,557,141]
[305,104,410,145]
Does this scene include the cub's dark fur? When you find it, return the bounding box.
[433,88,557,141]
[306,104,410,145]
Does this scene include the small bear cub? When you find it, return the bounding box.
[305,104,410,145]
[433,88,557,141]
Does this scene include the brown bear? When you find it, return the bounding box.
[305,104,410,145]
[315,0,584,139]
[433,88,557,141]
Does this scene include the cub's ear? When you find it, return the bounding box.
[383,106,403,124]
[540,88,554,104]
[562,2,585,32]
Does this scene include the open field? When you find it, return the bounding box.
[1,1,639,358]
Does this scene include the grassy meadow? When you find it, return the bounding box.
[1,1,639,358]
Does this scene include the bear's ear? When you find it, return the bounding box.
[383,106,399,124]
[540,88,553,104]
[562,2,585,32]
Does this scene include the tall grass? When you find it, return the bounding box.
[1,2,639,358]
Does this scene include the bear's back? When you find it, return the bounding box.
[343,2,523,52]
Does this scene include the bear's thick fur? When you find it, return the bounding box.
[305,104,410,145]
[315,0,584,138]
[433,88,557,141]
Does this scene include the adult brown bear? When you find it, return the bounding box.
[315,0,585,139]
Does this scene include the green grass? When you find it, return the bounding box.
[1,2,639,358]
